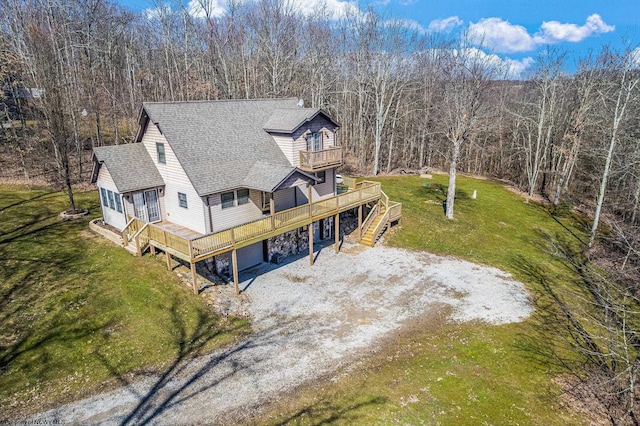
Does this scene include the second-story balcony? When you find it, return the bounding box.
[299,146,343,172]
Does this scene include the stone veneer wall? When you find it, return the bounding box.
[210,207,361,276]
[266,228,308,263]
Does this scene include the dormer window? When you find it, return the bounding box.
[306,132,322,152]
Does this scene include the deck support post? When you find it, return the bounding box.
[309,222,314,266]
[334,213,339,253]
[232,249,239,294]
[190,261,198,295]
[150,245,156,256]
[357,205,363,241]
[135,234,142,257]
[165,251,172,270]
[270,194,275,230]
[188,240,198,295]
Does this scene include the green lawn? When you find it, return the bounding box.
[0,185,248,419]
[263,174,588,425]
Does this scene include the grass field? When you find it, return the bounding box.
[262,174,589,425]
[0,176,590,424]
[0,186,248,418]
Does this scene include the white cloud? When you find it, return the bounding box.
[535,13,614,44]
[187,0,227,18]
[145,3,172,20]
[386,18,427,34]
[503,56,535,78]
[146,0,359,21]
[629,47,640,68]
[458,48,534,79]
[468,18,536,53]
[469,14,615,53]
[427,16,463,33]
[292,0,361,20]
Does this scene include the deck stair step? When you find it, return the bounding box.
[124,243,138,255]
[360,206,387,247]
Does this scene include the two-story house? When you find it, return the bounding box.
[91,98,401,293]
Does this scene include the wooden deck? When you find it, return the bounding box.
[121,180,401,294]
[154,220,202,239]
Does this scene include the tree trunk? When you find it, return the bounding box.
[446,141,461,219]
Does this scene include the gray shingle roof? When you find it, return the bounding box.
[262,108,340,133]
[242,161,317,192]
[141,98,302,196]
[93,144,164,193]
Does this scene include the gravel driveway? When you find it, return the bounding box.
[33,243,532,425]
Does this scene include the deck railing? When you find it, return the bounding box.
[388,201,402,222]
[299,146,343,171]
[122,180,384,262]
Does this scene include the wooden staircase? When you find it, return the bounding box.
[360,205,387,246]
[359,190,402,247]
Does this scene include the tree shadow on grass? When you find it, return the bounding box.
[93,310,298,426]
[0,191,59,213]
[276,395,389,425]
[507,232,636,424]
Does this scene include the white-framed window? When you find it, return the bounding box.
[107,190,115,210]
[114,194,123,213]
[156,143,166,164]
[306,132,322,152]
[102,188,123,213]
[100,188,108,206]
[178,192,188,209]
[315,170,326,185]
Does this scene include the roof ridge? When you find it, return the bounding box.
[142,97,298,106]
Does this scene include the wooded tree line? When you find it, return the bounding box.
[1,0,639,225]
[2,0,640,422]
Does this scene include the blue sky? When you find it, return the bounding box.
[117,0,638,76]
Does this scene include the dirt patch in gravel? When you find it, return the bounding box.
[29,243,532,425]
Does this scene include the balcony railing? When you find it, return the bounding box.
[299,146,343,172]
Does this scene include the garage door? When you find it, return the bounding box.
[237,242,264,271]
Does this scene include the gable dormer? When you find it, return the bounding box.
[263,108,342,171]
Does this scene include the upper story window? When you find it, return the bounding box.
[237,189,249,205]
[178,192,188,209]
[306,132,322,152]
[156,143,166,164]
[221,191,235,209]
[222,189,251,209]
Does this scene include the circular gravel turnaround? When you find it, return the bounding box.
[31,243,532,425]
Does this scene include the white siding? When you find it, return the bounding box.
[271,132,295,166]
[140,123,207,234]
[208,189,264,232]
[96,166,127,231]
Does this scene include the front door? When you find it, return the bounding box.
[145,190,160,222]
[133,189,160,223]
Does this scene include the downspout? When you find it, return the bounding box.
[207,196,214,233]
[121,193,128,220]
